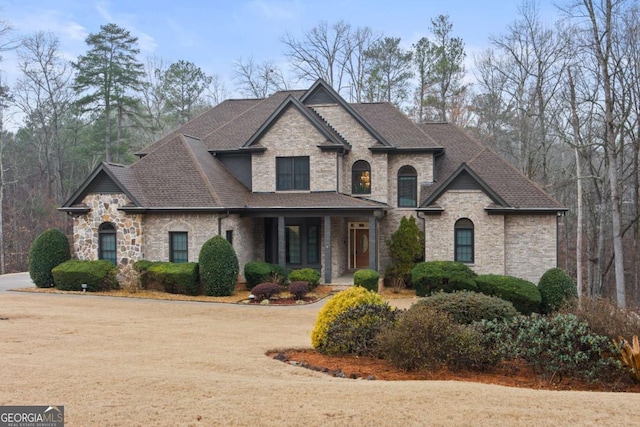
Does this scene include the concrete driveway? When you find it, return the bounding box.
[0,271,33,292]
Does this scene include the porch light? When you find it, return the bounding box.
[81,283,87,293]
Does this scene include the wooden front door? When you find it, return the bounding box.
[349,225,369,269]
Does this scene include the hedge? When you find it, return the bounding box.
[354,269,380,292]
[143,261,200,296]
[288,268,320,289]
[411,261,478,297]
[244,261,287,289]
[475,274,541,315]
[28,228,71,288]
[52,259,118,292]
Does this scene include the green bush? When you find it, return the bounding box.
[311,286,385,353]
[476,313,626,383]
[52,259,118,292]
[475,274,541,315]
[386,216,424,288]
[353,269,380,292]
[538,268,577,314]
[145,262,199,295]
[323,302,399,356]
[28,228,71,288]
[244,261,287,289]
[411,261,477,297]
[288,268,320,289]
[376,305,497,372]
[199,236,239,296]
[416,291,518,324]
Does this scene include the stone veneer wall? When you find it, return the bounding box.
[423,190,506,276]
[143,213,256,279]
[505,215,557,283]
[73,194,143,267]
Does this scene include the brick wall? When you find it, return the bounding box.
[505,215,557,283]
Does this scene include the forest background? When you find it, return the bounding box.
[0,0,637,307]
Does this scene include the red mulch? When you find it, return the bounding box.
[270,349,640,392]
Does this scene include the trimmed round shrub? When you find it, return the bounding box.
[538,268,578,314]
[288,268,320,289]
[199,236,239,296]
[354,269,380,292]
[28,228,71,288]
[311,286,385,353]
[52,259,118,292]
[251,282,283,301]
[476,313,626,383]
[244,261,286,289]
[475,274,541,315]
[376,305,497,372]
[411,261,477,297]
[323,302,399,356]
[289,281,309,300]
[416,291,518,324]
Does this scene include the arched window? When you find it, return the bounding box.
[98,222,117,265]
[455,218,474,263]
[352,160,371,194]
[397,165,417,207]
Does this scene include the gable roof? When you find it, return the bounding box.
[418,123,564,212]
[242,95,349,149]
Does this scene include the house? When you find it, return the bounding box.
[60,79,566,285]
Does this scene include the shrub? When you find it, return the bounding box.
[386,216,424,288]
[560,297,640,341]
[288,281,309,300]
[244,261,286,289]
[476,313,625,383]
[311,286,384,353]
[411,261,477,297]
[416,291,518,324]
[28,228,71,288]
[475,274,541,315]
[52,259,118,292]
[353,269,379,292]
[323,302,400,356]
[146,262,199,295]
[376,305,497,372]
[251,282,283,301]
[538,268,577,314]
[288,268,320,289]
[199,236,239,296]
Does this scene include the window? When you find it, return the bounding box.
[307,225,319,263]
[455,218,474,263]
[286,226,301,264]
[99,222,117,265]
[276,157,309,190]
[170,232,188,263]
[225,230,233,245]
[352,160,371,194]
[397,165,417,207]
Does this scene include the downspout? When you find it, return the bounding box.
[218,210,230,236]
[416,211,426,261]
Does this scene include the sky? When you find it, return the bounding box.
[0,0,560,126]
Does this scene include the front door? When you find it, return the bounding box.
[349,222,369,269]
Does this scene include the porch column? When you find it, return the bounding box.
[369,215,378,271]
[324,215,332,283]
[278,216,286,269]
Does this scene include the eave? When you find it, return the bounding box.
[485,207,568,215]
[369,146,444,154]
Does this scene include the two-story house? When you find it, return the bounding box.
[60,79,565,285]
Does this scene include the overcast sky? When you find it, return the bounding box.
[0,0,561,125]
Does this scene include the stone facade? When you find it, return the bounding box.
[73,194,143,267]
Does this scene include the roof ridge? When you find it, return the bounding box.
[180,135,222,206]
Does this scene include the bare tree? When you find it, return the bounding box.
[282,20,351,91]
[233,57,288,98]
